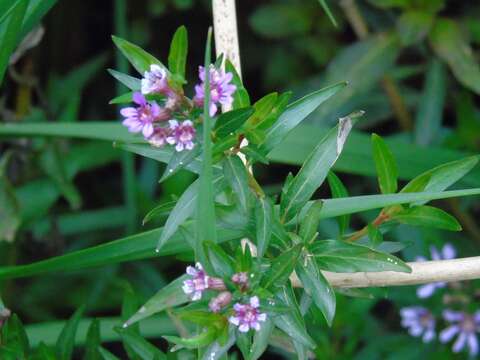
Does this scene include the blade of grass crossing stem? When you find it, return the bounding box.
[0,0,28,84]
[115,0,137,234]
[196,28,215,265]
[317,0,337,27]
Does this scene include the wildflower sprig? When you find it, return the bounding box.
[110,26,478,358]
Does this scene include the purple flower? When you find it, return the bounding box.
[166,120,196,152]
[141,64,170,95]
[209,291,232,313]
[440,310,480,356]
[193,65,236,116]
[120,92,168,138]
[148,127,171,148]
[231,272,249,291]
[416,244,456,298]
[229,296,267,332]
[182,263,209,301]
[400,306,436,343]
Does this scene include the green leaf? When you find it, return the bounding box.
[391,205,461,231]
[157,174,224,252]
[248,318,274,360]
[253,91,292,132]
[56,305,85,360]
[245,93,278,128]
[112,35,167,75]
[98,347,120,360]
[1,313,29,358]
[163,329,218,351]
[196,27,216,265]
[296,256,335,326]
[31,343,58,360]
[401,156,479,196]
[204,241,235,278]
[249,5,313,38]
[255,196,273,258]
[430,18,480,95]
[223,155,250,213]
[142,201,176,225]
[397,11,433,45]
[176,310,225,328]
[317,0,337,27]
[273,285,315,349]
[225,59,250,109]
[414,59,446,146]
[371,133,398,194]
[280,112,358,222]
[201,327,236,360]
[327,172,350,235]
[125,276,189,327]
[121,283,141,359]
[214,107,254,138]
[109,91,134,104]
[107,69,141,90]
[261,82,347,154]
[20,0,57,39]
[159,145,201,182]
[299,201,323,245]
[0,154,20,242]
[0,0,28,84]
[84,319,101,360]
[168,25,188,79]
[117,328,166,360]
[367,224,383,248]
[311,240,411,273]
[0,222,244,280]
[262,244,302,289]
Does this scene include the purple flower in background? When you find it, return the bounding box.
[141,64,170,95]
[440,310,480,356]
[229,296,267,332]
[166,120,196,152]
[416,243,456,298]
[400,306,436,343]
[148,127,171,148]
[182,263,209,301]
[231,272,249,291]
[120,92,167,138]
[193,65,236,116]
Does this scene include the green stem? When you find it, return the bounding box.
[115,0,137,234]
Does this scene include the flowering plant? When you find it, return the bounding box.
[103,26,480,358]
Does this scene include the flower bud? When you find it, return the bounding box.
[209,291,232,313]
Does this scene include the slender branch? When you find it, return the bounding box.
[292,256,480,288]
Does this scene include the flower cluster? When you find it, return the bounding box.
[182,263,267,333]
[400,244,480,356]
[120,63,235,152]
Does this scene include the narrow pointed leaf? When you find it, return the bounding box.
[223,155,250,213]
[107,69,141,90]
[281,112,359,222]
[391,205,461,231]
[56,305,85,360]
[84,319,101,360]
[249,318,274,360]
[168,25,188,79]
[125,276,189,327]
[117,328,166,360]
[98,347,120,360]
[261,82,347,153]
[225,59,250,108]
[327,172,350,235]
[112,35,167,75]
[163,327,217,350]
[299,200,323,243]
[214,107,254,138]
[311,240,411,273]
[202,327,236,360]
[255,196,273,257]
[317,0,337,27]
[296,257,335,326]
[205,241,235,278]
[262,244,302,289]
[371,133,398,194]
[159,145,201,182]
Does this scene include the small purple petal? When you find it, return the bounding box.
[440,326,460,343]
[229,316,240,326]
[250,296,260,308]
[417,283,437,298]
[453,331,467,353]
[467,333,479,356]
[239,324,250,333]
[442,243,456,260]
[443,310,465,322]
[133,92,146,105]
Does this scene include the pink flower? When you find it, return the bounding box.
[148,127,171,148]
[209,291,232,313]
[141,64,170,95]
[229,296,267,332]
[193,65,236,116]
[182,263,209,301]
[231,272,249,291]
[120,92,168,138]
[166,120,196,152]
